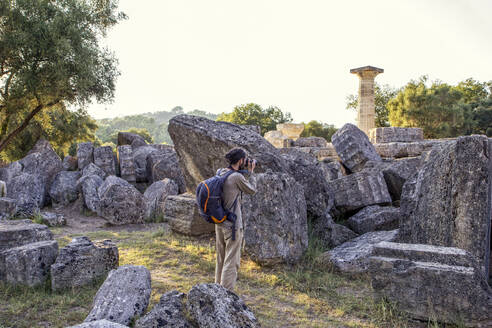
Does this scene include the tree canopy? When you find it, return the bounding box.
[300,120,337,141]
[217,103,292,135]
[0,0,126,160]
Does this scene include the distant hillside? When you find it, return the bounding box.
[96,107,218,145]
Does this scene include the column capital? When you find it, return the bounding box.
[350,66,384,79]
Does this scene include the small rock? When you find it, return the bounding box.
[85,265,151,326]
[40,212,66,227]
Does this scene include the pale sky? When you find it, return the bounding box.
[87,0,492,128]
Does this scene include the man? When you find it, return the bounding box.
[215,148,256,290]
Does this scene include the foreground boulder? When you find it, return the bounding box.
[144,179,178,221]
[0,197,17,220]
[331,123,381,173]
[135,291,191,328]
[7,173,45,217]
[347,205,400,234]
[168,114,290,191]
[0,240,58,286]
[327,171,392,216]
[49,171,81,207]
[187,283,260,328]
[163,193,215,236]
[370,242,492,327]
[77,142,95,171]
[0,220,53,251]
[399,136,492,275]
[98,176,146,224]
[242,172,308,265]
[85,265,152,325]
[51,236,118,291]
[317,230,398,275]
[94,146,116,176]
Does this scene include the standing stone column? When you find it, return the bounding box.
[350,66,384,135]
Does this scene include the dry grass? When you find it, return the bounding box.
[0,224,454,328]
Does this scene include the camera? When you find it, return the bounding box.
[244,157,257,167]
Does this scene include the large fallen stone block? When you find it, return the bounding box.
[369,127,423,144]
[364,157,422,201]
[117,145,136,184]
[77,142,94,171]
[293,136,327,148]
[280,148,333,218]
[318,159,344,181]
[187,283,260,328]
[51,236,118,291]
[163,194,215,236]
[347,205,400,234]
[0,240,58,286]
[0,197,17,220]
[98,176,146,224]
[77,175,104,213]
[0,220,53,251]
[331,123,381,173]
[312,213,358,249]
[49,171,81,207]
[374,139,453,158]
[370,242,492,327]
[117,132,147,149]
[317,230,398,275]
[399,136,492,276]
[85,265,152,326]
[7,173,45,217]
[168,114,290,191]
[327,171,392,215]
[144,179,178,221]
[135,291,192,328]
[146,150,186,193]
[94,146,116,176]
[68,320,128,328]
[242,172,308,265]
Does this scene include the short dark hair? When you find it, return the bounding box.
[225,148,246,165]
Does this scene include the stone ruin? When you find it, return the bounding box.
[264,122,304,148]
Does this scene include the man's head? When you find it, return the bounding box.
[225,148,247,167]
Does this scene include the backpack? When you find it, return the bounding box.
[195,169,240,240]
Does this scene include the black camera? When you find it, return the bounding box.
[244,157,257,167]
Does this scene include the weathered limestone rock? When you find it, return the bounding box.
[40,212,66,227]
[399,136,492,275]
[374,139,454,158]
[285,144,338,160]
[293,136,327,148]
[0,197,17,220]
[331,123,381,172]
[49,171,81,207]
[369,127,424,144]
[98,176,146,225]
[77,142,94,170]
[264,130,292,148]
[117,132,147,149]
[83,163,108,179]
[85,265,152,326]
[7,173,45,217]
[187,283,260,328]
[327,171,391,215]
[318,159,344,181]
[94,146,116,176]
[276,123,304,140]
[364,157,422,201]
[146,151,186,193]
[68,320,128,328]
[144,179,179,221]
[135,291,191,328]
[133,146,158,182]
[117,145,136,184]
[243,125,261,134]
[163,193,215,236]
[242,172,308,265]
[317,230,398,275]
[63,155,78,171]
[312,213,358,249]
[77,175,104,213]
[370,242,492,327]
[168,115,290,191]
[0,240,58,286]
[280,148,333,218]
[0,219,53,251]
[347,205,400,234]
[51,236,118,291]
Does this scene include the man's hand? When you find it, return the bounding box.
[248,160,256,173]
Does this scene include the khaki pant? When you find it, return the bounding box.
[215,223,243,291]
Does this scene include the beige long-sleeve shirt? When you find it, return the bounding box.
[216,168,257,230]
